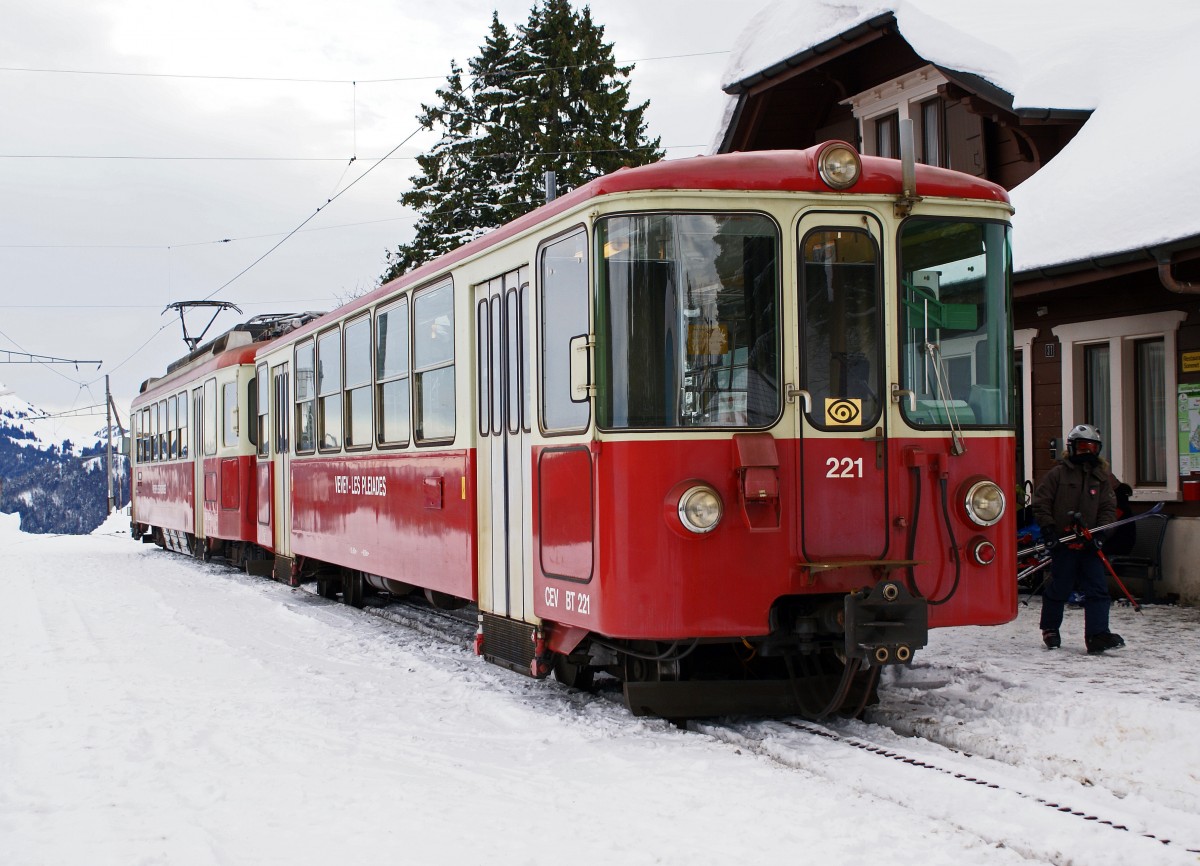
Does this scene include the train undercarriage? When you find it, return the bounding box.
[132,520,927,721]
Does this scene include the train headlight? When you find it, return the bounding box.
[677,485,723,534]
[817,142,861,190]
[963,479,1006,527]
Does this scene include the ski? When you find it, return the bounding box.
[1017,501,1164,559]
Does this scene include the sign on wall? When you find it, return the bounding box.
[1178,382,1200,475]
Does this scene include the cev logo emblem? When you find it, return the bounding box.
[825,397,862,426]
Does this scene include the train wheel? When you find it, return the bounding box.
[343,570,365,609]
[423,588,467,610]
[552,654,595,691]
[316,575,340,600]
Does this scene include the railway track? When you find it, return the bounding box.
[694,716,1200,863]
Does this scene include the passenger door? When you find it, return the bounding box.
[475,268,531,620]
[795,212,890,560]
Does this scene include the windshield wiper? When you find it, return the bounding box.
[924,341,966,455]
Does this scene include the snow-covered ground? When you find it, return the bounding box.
[3,510,1198,865]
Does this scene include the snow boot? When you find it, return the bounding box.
[1042,629,1061,649]
[1085,632,1125,654]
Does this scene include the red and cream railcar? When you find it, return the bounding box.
[249,142,1017,718]
[130,315,316,568]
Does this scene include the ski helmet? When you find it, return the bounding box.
[1067,423,1102,456]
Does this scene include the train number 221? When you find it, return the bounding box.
[825,457,864,478]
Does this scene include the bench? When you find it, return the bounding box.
[1107,513,1171,603]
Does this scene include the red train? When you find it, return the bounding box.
[131,141,1017,718]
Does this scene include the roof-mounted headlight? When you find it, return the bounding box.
[817,141,861,190]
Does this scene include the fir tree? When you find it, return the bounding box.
[509,0,661,206]
[381,1,662,282]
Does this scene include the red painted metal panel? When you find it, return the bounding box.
[536,446,594,581]
[220,458,240,510]
[533,435,1016,641]
[131,461,194,534]
[290,451,476,600]
[799,436,888,559]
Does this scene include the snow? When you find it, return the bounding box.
[2,510,1199,865]
[0,381,105,456]
[718,0,1200,273]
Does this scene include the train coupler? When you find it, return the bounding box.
[843,580,928,665]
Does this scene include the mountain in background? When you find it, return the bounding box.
[0,383,128,534]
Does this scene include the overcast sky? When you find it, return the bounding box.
[0,0,766,417]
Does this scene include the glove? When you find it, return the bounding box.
[1040,527,1059,551]
[1086,532,1104,552]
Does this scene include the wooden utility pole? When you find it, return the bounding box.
[106,375,115,514]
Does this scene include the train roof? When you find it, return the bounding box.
[263,145,1010,351]
[136,312,323,402]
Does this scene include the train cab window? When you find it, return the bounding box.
[256,364,269,458]
[177,391,188,459]
[295,340,316,453]
[343,315,373,450]
[317,328,343,450]
[800,228,883,430]
[222,381,238,448]
[203,378,218,456]
[376,297,411,446]
[540,230,590,432]
[413,280,455,442]
[898,218,1012,427]
[596,213,780,429]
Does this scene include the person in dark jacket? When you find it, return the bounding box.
[1032,423,1124,654]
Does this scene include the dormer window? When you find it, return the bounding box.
[844,65,948,166]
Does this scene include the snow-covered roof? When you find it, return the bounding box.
[717,0,1200,274]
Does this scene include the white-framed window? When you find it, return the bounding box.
[1014,328,1038,487]
[843,65,948,164]
[1052,311,1186,499]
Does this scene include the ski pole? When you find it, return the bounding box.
[1018,556,1052,606]
[1077,523,1143,614]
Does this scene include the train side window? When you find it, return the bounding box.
[294,340,316,453]
[203,378,218,456]
[167,396,178,459]
[222,381,238,448]
[177,391,188,459]
[413,280,455,443]
[476,297,490,437]
[343,315,372,450]
[193,388,203,458]
[149,406,158,462]
[490,293,503,436]
[520,280,531,433]
[317,328,343,451]
[255,365,269,457]
[273,364,290,455]
[506,283,521,435]
[539,229,590,432]
[158,400,167,460]
[376,297,411,447]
